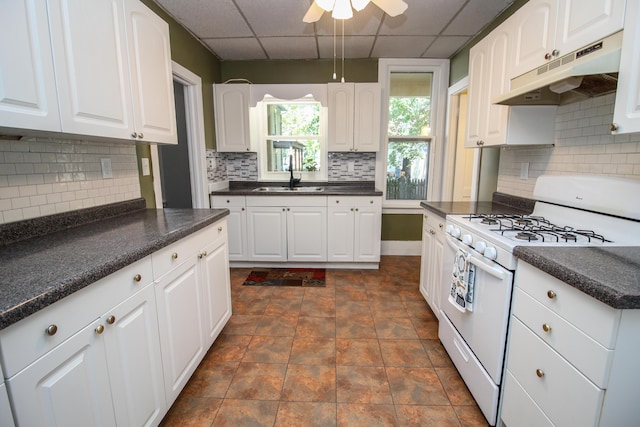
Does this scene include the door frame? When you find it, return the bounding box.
[150,62,208,209]
[442,77,481,201]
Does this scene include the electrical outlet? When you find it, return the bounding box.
[101,158,113,179]
[141,158,150,176]
[520,162,529,180]
[348,161,355,172]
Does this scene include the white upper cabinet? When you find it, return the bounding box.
[328,82,381,152]
[0,0,177,144]
[213,84,252,152]
[124,0,177,144]
[48,0,135,140]
[613,0,640,134]
[510,0,625,79]
[0,0,60,132]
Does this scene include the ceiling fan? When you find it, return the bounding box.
[303,0,408,22]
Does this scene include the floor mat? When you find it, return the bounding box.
[242,268,326,287]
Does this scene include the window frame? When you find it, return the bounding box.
[255,95,328,182]
[376,59,450,210]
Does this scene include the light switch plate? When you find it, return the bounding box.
[101,158,113,179]
[141,158,150,176]
[520,162,529,179]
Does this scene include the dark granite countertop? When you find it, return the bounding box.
[420,192,535,218]
[0,204,229,330]
[210,181,383,196]
[514,246,640,309]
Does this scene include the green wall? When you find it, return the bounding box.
[381,214,424,241]
[449,0,529,85]
[221,59,378,84]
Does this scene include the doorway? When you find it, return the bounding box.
[157,81,193,208]
[150,62,208,209]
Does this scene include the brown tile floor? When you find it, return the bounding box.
[160,256,489,427]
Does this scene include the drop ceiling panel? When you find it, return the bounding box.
[155,0,253,38]
[422,36,472,58]
[379,0,467,36]
[318,35,376,59]
[236,0,313,36]
[371,36,437,58]
[260,37,319,60]
[443,0,515,36]
[314,7,384,36]
[203,38,268,60]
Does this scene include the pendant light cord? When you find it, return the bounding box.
[341,19,345,83]
[333,19,337,80]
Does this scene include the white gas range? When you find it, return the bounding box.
[438,175,640,426]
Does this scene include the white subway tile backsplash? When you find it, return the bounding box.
[498,95,640,198]
[0,137,140,224]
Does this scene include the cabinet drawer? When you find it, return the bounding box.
[327,196,381,207]
[0,257,153,378]
[515,262,620,348]
[210,195,245,208]
[512,287,614,388]
[423,212,445,234]
[501,371,553,427]
[246,196,327,207]
[507,317,604,427]
[151,224,213,280]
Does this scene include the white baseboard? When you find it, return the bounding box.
[381,240,422,256]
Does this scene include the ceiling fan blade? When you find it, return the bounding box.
[371,0,408,17]
[303,1,325,23]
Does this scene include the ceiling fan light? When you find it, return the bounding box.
[351,0,370,11]
[332,0,353,19]
[315,0,335,12]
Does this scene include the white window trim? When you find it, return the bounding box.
[255,97,328,182]
[376,58,450,209]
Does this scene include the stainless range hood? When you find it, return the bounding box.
[493,31,622,106]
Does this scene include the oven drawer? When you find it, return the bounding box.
[506,317,604,427]
[439,314,499,425]
[512,287,614,388]
[501,371,553,427]
[515,262,620,348]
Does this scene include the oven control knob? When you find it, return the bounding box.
[450,227,461,238]
[445,224,454,234]
[484,247,498,260]
[475,241,487,254]
[462,234,473,246]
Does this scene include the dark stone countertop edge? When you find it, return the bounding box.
[211,181,383,196]
[0,208,229,330]
[420,192,535,218]
[514,246,640,310]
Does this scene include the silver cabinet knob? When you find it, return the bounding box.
[218,226,223,232]
[138,133,144,139]
[551,49,559,57]
[131,132,138,138]
[107,315,116,325]
[610,123,619,133]
[536,369,545,378]
[547,290,557,299]
[542,323,552,333]
[476,140,484,146]
[95,324,105,335]
[46,324,58,336]
[133,274,142,283]
[544,52,552,60]
[172,252,178,260]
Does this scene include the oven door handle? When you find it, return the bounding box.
[468,254,506,281]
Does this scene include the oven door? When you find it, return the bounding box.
[440,235,514,385]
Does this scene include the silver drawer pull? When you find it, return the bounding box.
[542,323,552,333]
[547,290,556,299]
[536,369,545,378]
[45,324,58,336]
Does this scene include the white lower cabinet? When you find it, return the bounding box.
[0,219,232,426]
[0,379,14,427]
[501,261,640,426]
[327,196,381,262]
[418,211,445,317]
[246,196,327,262]
[210,196,247,261]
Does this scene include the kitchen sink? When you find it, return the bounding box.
[252,186,325,192]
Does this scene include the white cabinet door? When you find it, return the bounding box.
[0,0,60,133]
[155,257,205,406]
[210,196,247,260]
[428,226,444,318]
[214,84,251,152]
[465,42,487,148]
[483,27,511,147]
[353,204,381,262]
[353,83,381,152]
[102,284,166,427]
[555,0,625,58]
[613,0,640,134]
[509,0,558,79]
[48,0,135,140]
[247,207,287,261]
[328,83,355,152]
[0,381,14,427]
[419,215,433,303]
[327,203,355,262]
[124,0,177,144]
[287,206,327,262]
[7,319,116,427]
[199,224,232,347]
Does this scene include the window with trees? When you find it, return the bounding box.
[386,72,433,201]
[257,95,327,181]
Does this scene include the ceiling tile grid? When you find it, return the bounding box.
[154,0,515,60]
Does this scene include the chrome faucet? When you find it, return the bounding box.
[289,154,301,189]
